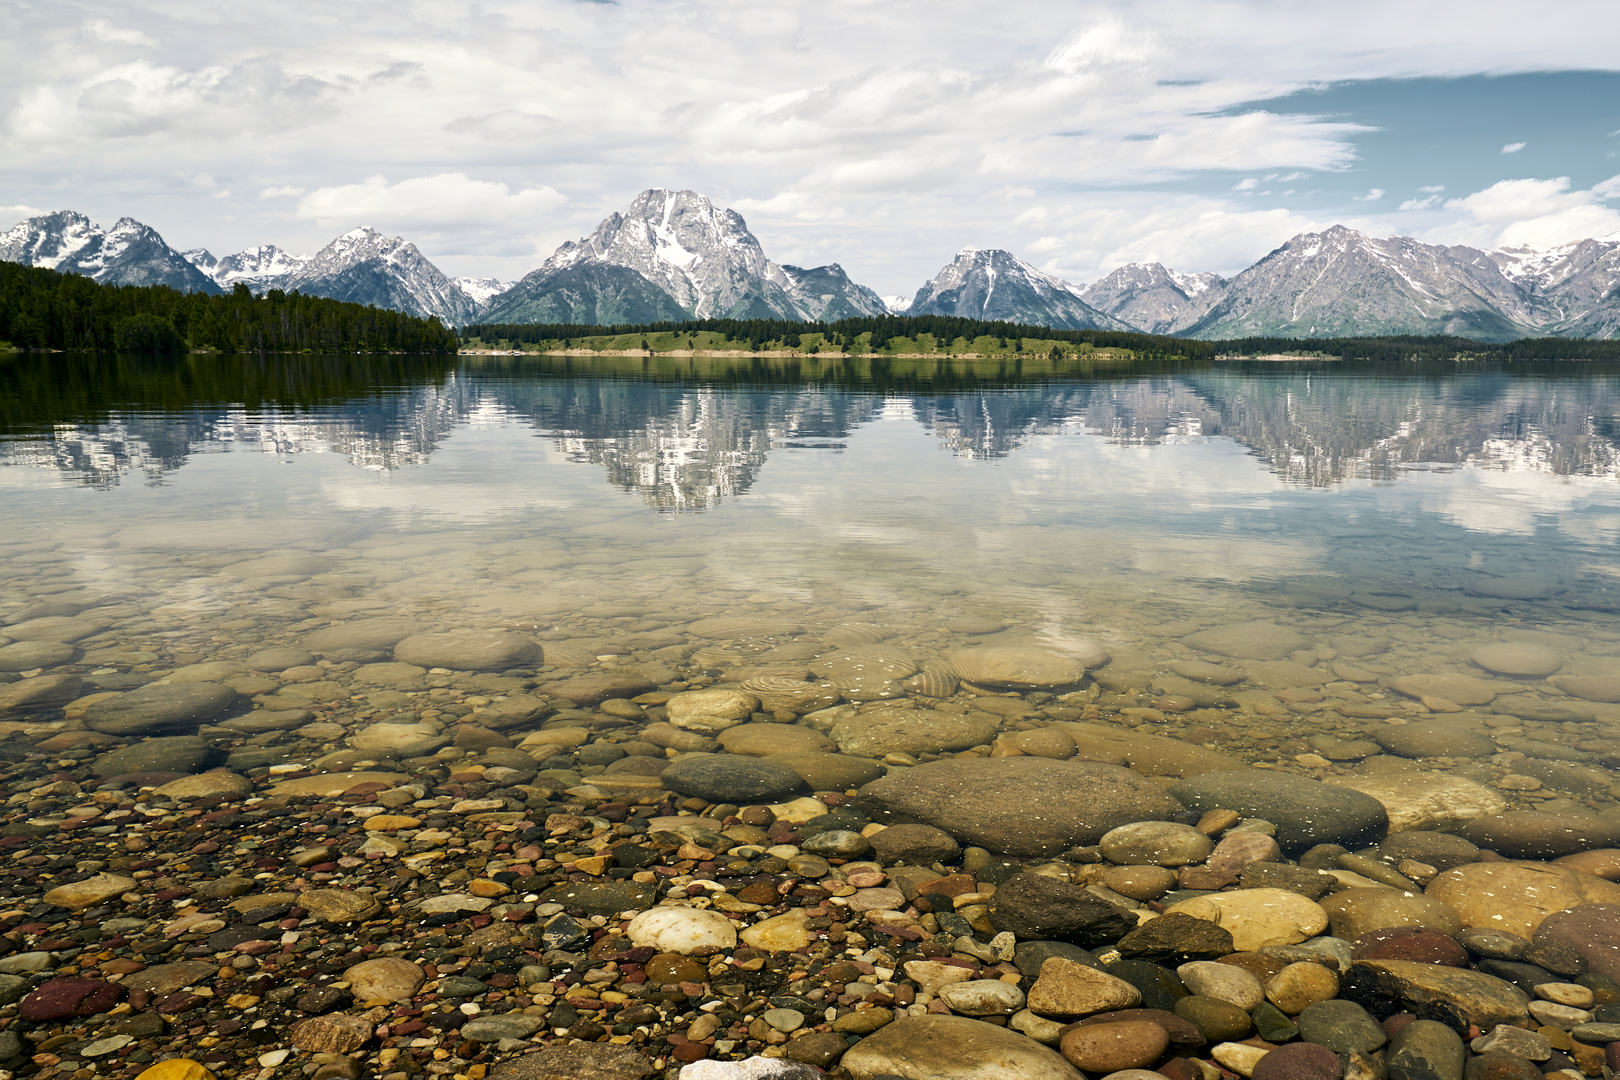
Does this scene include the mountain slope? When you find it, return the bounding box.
[0,211,222,295]
[483,188,890,325]
[1182,226,1535,342]
[1486,238,1620,339]
[908,249,1132,331]
[779,263,889,320]
[283,228,477,326]
[480,262,689,325]
[1079,263,1227,335]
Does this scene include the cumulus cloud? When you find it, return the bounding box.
[82,19,156,47]
[1353,188,1386,201]
[1502,141,1527,153]
[295,173,567,234]
[1433,175,1620,247]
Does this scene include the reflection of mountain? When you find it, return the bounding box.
[6,354,1620,499]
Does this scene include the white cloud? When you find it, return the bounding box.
[1353,188,1386,201]
[1399,195,1441,211]
[1233,178,1259,190]
[82,19,156,47]
[1432,175,1620,247]
[295,173,567,236]
[1420,184,1445,193]
[259,185,306,198]
[1502,141,1527,153]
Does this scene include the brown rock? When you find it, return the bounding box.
[1426,861,1620,939]
[841,1013,1083,1080]
[1026,958,1142,1019]
[1320,888,1463,940]
[1059,1019,1169,1074]
[1532,903,1620,983]
[289,1014,373,1054]
[1343,960,1530,1031]
[487,1043,655,1080]
[1458,811,1620,859]
[343,958,424,1003]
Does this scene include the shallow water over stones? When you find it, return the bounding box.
[7,355,1620,1078]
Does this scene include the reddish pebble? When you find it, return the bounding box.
[1251,1041,1342,1080]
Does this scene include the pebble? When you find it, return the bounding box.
[842,1014,1084,1080]
[1025,957,1142,1018]
[1164,888,1329,951]
[1058,1019,1169,1073]
[626,907,738,953]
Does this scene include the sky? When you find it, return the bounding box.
[3,0,1620,295]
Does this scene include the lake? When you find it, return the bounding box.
[4,352,1620,857]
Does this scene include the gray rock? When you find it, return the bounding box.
[393,629,540,671]
[868,823,961,865]
[303,618,422,653]
[1533,904,1620,983]
[0,974,28,1006]
[1297,998,1387,1053]
[1342,960,1530,1032]
[1183,621,1307,660]
[1378,831,1480,872]
[534,881,658,916]
[84,681,238,735]
[855,757,1184,858]
[841,1013,1083,1080]
[0,673,83,713]
[461,1013,544,1042]
[91,736,219,778]
[1457,810,1620,858]
[1169,770,1389,853]
[988,872,1137,945]
[1374,724,1498,760]
[0,640,77,672]
[488,1042,654,1080]
[245,646,316,671]
[0,1030,20,1064]
[660,754,806,803]
[1013,941,1100,980]
[830,709,999,757]
[1387,1018,1464,1080]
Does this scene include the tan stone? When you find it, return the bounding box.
[1426,861,1620,939]
[1053,722,1244,777]
[133,1063,217,1080]
[903,960,976,997]
[289,1014,372,1053]
[741,909,812,952]
[1320,887,1463,939]
[1266,962,1340,1014]
[1164,888,1329,951]
[1385,673,1497,706]
[43,872,136,910]
[343,957,425,1003]
[362,814,421,831]
[153,772,255,801]
[1025,957,1142,1018]
[1329,773,1508,833]
[269,771,407,797]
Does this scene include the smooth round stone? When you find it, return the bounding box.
[990,873,1137,944]
[1380,831,1481,872]
[152,772,254,800]
[0,640,76,672]
[1182,621,1307,661]
[392,629,539,671]
[84,682,239,735]
[770,752,884,792]
[739,910,811,953]
[1175,961,1263,1009]
[1388,1018,1465,1080]
[937,979,1026,1016]
[303,618,421,653]
[760,1007,806,1032]
[1336,773,1508,833]
[660,754,806,803]
[1169,771,1387,853]
[1101,865,1177,901]
[1100,822,1214,867]
[0,673,83,712]
[625,907,737,955]
[1320,887,1463,939]
[801,830,871,858]
[947,646,1087,689]
[1251,1041,1342,1080]
[1549,675,1620,703]
[352,662,428,689]
[1058,1019,1169,1074]
[1533,904,1620,983]
[245,647,315,672]
[1014,728,1079,759]
[3,615,107,642]
[544,671,660,706]
[667,687,760,730]
[42,873,137,911]
[1469,574,1556,600]
[855,757,1184,858]
[1385,673,1498,706]
[1553,849,1620,880]
[1172,995,1253,1041]
[1167,660,1247,686]
[1471,642,1563,678]
[1297,999,1387,1053]
[343,957,425,1003]
[1025,958,1142,1019]
[299,890,381,923]
[841,1014,1084,1080]
[1352,927,1468,967]
[1373,724,1498,760]
[350,721,444,752]
[831,709,999,758]
[868,823,960,865]
[1428,861,1620,939]
[718,723,832,757]
[91,736,217,778]
[1457,811,1620,859]
[1265,962,1340,1014]
[1164,889,1329,951]
[642,953,709,984]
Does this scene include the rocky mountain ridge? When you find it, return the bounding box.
[5,202,1618,339]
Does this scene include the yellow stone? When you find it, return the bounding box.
[572,855,610,876]
[468,878,511,898]
[741,909,812,952]
[134,1062,218,1080]
[226,994,261,1009]
[364,815,422,831]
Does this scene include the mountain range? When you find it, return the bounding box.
[3,194,1617,341]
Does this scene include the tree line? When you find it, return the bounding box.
[463,314,1218,358]
[0,261,459,354]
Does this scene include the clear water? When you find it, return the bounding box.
[4,353,1620,826]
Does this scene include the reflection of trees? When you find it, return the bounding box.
[6,355,1620,498]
